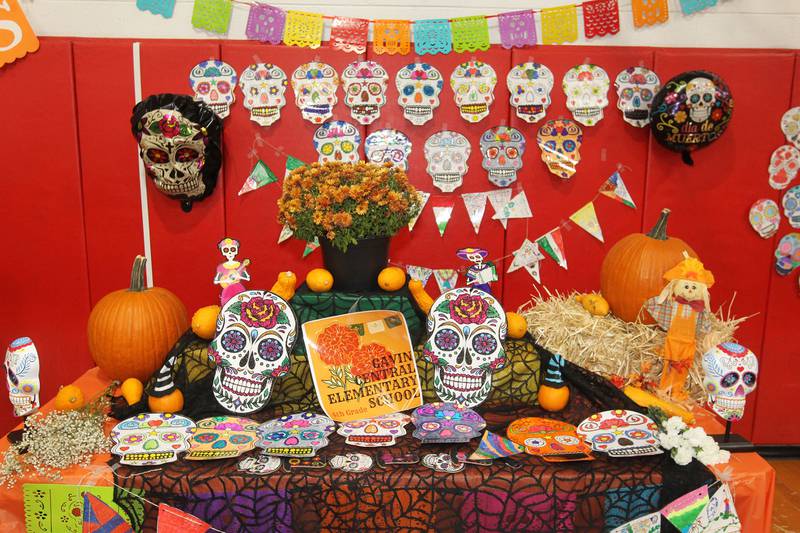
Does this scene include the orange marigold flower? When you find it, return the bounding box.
[355,202,369,215]
[351,343,395,382]
[316,324,359,366]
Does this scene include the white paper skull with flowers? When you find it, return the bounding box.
[189,60,237,119]
[702,342,758,422]
[396,63,443,126]
[342,60,389,125]
[4,337,40,417]
[562,64,610,127]
[365,129,412,171]
[424,131,471,193]
[111,413,196,466]
[774,233,800,275]
[614,67,661,127]
[781,107,800,148]
[330,453,373,473]
[783,185,800,228]
[337,412,412,447]
[256,412,336,457]
[769,145,800,190]
[577,410,663,457]
[749,199,780,239]
[291,62,339,124]
[313,120,361,164]
[239,63,287,127]
[186,416,260,460]
[506,62,554,124]
[537,119,583,179]
[450,61,497,123]
[480,126,526,187]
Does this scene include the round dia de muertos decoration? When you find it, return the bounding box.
[291,62,340,124]
[186,416,259,460]
[111,413,196,466]
[702,342,758,422]
[342,60,389,125]
[412,402,486,443]
[396,62,443,126]
[189,60,238,119]
[576,410,662,457]
[256,412,336,457]
[337,412,412,447]
[239,63,287,127]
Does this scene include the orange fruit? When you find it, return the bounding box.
[538,385,570,412]
[148,388,184,413]
[119,378,144,405]
[506,312,528,339]
[54,385,85,411]
[377,267,406,291]
[191,305,221,340]
[306,268,334,292]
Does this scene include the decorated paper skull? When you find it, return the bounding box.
[422,288,507,407]
[291,62,339,124]
[337,412,411,447]
[422,453,464,473]
[450,61,497,123]
[576,410,663,457]
[110,413,195,466]
[4,337,40,417]
[537,119,583,179]
[614,67,661,127]
[769,145,800,190]
[685,77,717,123]
[781,107,800,148]
[412,402,486,443]
[774,233,800,276]
[396,62,443,126]
[208,290,297,414]
[506,417,594,462]
[330,453,373,473]
[365,129,412,171]
[239,63,287,127]
[562,64,610,127]
[702,343,758,422]
[782,185,800,228]
[749,199,780,239]
[313,121,361,164]
[424,131,471,193]
[189,60,237,119]
[506,62,554,124]
[342,61,389,125]
[186,416,259,460]
[238,453,282,474]
[256,412,336,457]
[480,126,526,187]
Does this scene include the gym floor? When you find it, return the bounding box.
[768,458,800,532]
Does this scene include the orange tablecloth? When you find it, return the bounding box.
[0,368,775,532]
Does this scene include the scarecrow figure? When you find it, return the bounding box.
[214,237,250,305]
[457,247,497,294]
[644,252,715,400]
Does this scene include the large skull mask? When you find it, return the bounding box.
[577,410,662,457]
[337,412,411,447]
[291,62,339,124]
[614,67,660,127]
[507,62,554,124]
[342,60,389,125]
[450,61,497,123]
[783,185,800,228]
[256,412,336,457]
[424,131,471,193]
[396,63,443,126]
[685,77,716,123]
[365,129,412,171]
[239,63,287,127]
[189,60,237,119]
[702,342,758,422]
[110,413,195,466]
[781,107,800,148]
[562,64,610,127]
[4,337,40,417]
[313,120,361,164]
[209,290,297,414]
[412,402,486,443]
[537,119,583,179]
[480,126,526,187]
[186,416,259,460]
[422,288,507,407]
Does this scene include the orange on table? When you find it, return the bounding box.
[506,312,528,339]
[119,378,144,405]
[53,384,85,411]
[307,268,334,292]
[191,305,221,340]
[148,388,184,413]
[377,267,406,291]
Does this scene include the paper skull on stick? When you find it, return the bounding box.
[702,343,758,422]
[4,337,40,417]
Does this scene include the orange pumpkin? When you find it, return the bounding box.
[148,388,184,413]
[600,209,697,323]
[87,256,188,381]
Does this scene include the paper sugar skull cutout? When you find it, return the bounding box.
[330,453,373,473]
[576,410,663,457]
[615,67,660,128]
[749,199,780,239]
[110,413,195,466]
[422,453,464,473]
[780,107,800,148]
[186,416,259,460]
[480,126,526,187]
[702,343,758,422]
[214,237,251,306]
[412,402,486,443]
[342,60,389,125]
[537,119,583,179]
[396,63,443,126]
[507,62,554,124]
[422,288,507,407]
[562,64,610,127]
[769,145,800,190]
[239,63,287,127]
[131,94,223,212]
[291,62,339,124]
[774,233,800,276]
[450,61,497,123]
[256,412,336,457]
[238,453,281,474]
[208,290,297,414]
[4,337,40,417]
[365,129,411,171]
[424,131,471,193]
[337,412,411,447]
[189,60,237,119]
[313,121,361,164]
[783,185,800,228]
[506,417,594,462]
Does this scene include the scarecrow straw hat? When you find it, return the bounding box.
[663,252,715,288]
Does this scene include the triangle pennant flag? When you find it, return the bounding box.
[406,265,434,286]
[433,269,458,292]
[524,260,542,283]
[691,483,740,532]
[285,155,306,177]
[277,224,294,244]
[432,205,454,237]
[609,512,661,533]
[409,191,430,231]
[486,188,513,229]
[507,239,544,274]
[599,171,636,208]
[83,493,133,533]
[239,159,278,195]
[302,237,319,258]
[661,485,709,533]
[492,190,533,221]
[569,201,604,242]
[475,430,525,459]
[537,228,568,270]
[461,192,489,234]
[157,503,211,533]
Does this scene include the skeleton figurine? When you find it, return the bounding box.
[685,77,717,123]
[396,63,443,126]
[4,337,40,417]
[450,61,497,123]
[702,343,758,422]
[479,126,526,188]
[645,253,715,400]
[424,131,471,193]
[614,67,660,127]
[189,60,238,119]
[214,237,250,306]
[457,247,497,295]
[341,60,389,125]
[239,63,287,127]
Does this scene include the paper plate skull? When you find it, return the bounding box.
[291,62,339,124]
[342,60,389,125]
[4,337,40,417]
[110,413,195,466]
[365,129,412,171]
[208,290,296,414]
[614,67,660,127]
[256,412,336,457]
[769,145,800,190]
[781,107,800,148]
[480,126,526,187]
[507,62,554,124]
[562,64,610,127]
[238,63,287,127]
[507,417,594,462]
[187,416,259,460]
[337,412,412,447]
[782,185,800,228]
[774,233,800,276]
[330,453,374,473]
[576,410,663,457]
[450,61,497,123]
[537,119,583,179]
[313,121,361,164]
[412,402,486,443]
[424,131,471,193]
[702,343,758,422]
[396,62,443,126]
[189,60,237,119]
[748,199,780,239]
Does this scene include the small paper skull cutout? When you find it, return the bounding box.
[412,402,486,443]
[365,129,412,171]
[450,61,497,123]
[506,62,554,124]
[769,145,800,190]
[342,60,389,125]
[208,290,297,414]
[702,343,758,422]
[783,185,800,228]
[774,233,800,275]
[562,64,610,127]
[422,453,464,473]
[480,126,526,187]
[424,131,471,193]
[330,453,374,473]
[781,107,800,148]
[396,63,443,126]
[4,337,40,417]
[336,412,411,447]
[537,119,583,179]
[187,416,259,460]
[614,67,661,127]
[189,60,237,119]
[291,62,339,124]
[239,63,287,127]
[749,199,780,239]
[238,453,282,474]
[313,121,362,164]
[577,410,663,457]
[111,413,196,466]
[506,417,594,462]
[256,412,336,457]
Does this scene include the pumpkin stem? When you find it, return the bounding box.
[129,256,147,292]
[646,209,671,241]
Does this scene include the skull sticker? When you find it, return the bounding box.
[330,453,374,473]
[342,61,389,125]
[450,61,497,123]
[783,185,800,228]
[749,199,780,239]
[239,63,287,127]
[256,412,336,457]
[186,416,259,460]
[774,233,800,275]
[576,410,663,457]
[537,119,583,180]
[313,120,361,164]
[507,62,554,124]
[614,67,661,128]
[781,107,800,148]
[110,413,195,466]
[685,77,717,123]
[4,337,40,417]
[396,62,443,126]
[337,412,412,447]
[562,64,610,127]
[189,60,237,119]
[506,417,594,462]
[208,290,297,414]
[702,342,758,422]
[422,453,464,473]
[365,129,412,171]
[412,402,486,443]
[424,131,471,193]
[480,126,526,187]
[769,145,800,190]
[291,62,339,124]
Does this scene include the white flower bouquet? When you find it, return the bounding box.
[657,415,731,467]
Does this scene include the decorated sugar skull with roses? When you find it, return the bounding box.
[208,290,297,414]
[189,60,237,119]
[256,412,336,457]
[422,288,507,407]
[342,60,389,125]
[291,62,339,124]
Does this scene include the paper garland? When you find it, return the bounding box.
[537,228,568,270]
[486,189,514,229]
[492,190,533,221]
[373,20,411,55]
[498,10,537,48]
[191,0,232,34]
[239,160,278,195]
[661,485,708,533]
[433,205,454,237]
[414,19,452,55]
[632,0,670,27]
[245,3,285,43]
[283,10,324,48]
[569,201,604,242]
[461,192,489,234]
[450,16,491,53]
[157,503,211,533]
[408,191,430,231]
[600,171,636,208]
[137,0,176,19]
[406,265,434,286]
[278,224,294,244]
[541,5,579,44]
[583,0,620,38]
[303,237,320,257]
[433,269,458,291]
[330,16,369,53]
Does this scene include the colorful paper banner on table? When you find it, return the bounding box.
[331,16,370,53]
[600,171,636,208]
[137,0,176,18]
[157,504,211,533]
[283,10,324,48]
[406,265,434,286]
[0,0,39,68]
[569,201,604,242]
[239,159,278,195]
[433,205,454,237]
[498,10,537,48]
[433,269,458,292]
[409,191,430,231]
[24,484,136,533]
[414,19,452,55]
[246,3,286,44]
[191,0,233,34]
[537,228,568,270]
[462,192,489,234]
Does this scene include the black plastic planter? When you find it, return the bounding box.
[320,237,389,291]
